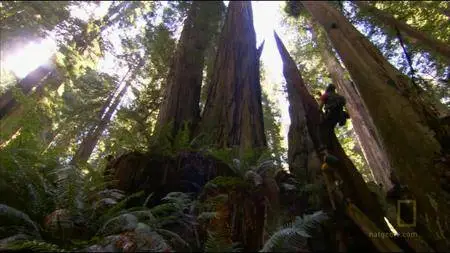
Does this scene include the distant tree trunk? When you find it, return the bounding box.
[283,43,321,183]
[156,1,224,138]
[302,1,450,251]
[199,8,226,115]
[309,20,393,190]
[0,9,115,122]
[0,63,54,120]
[274,32,389,233]
[355,1,450,62]
[199,1,266,154]
[70,64,140,165]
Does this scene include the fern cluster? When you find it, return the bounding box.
[261,211,328,252]
[0,134,196,251]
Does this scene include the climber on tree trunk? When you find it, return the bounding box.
[319,83,350,129]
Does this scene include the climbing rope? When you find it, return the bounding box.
[394,26,420,90]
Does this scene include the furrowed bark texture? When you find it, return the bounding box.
[310,20,393,189]
[355,1,450,62]
[274,31,390,233]
[302,1,450,250]
[200,1,266,152]
[156,1,224,137]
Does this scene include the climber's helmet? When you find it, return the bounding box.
[326,83,336,93]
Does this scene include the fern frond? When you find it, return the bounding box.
[0,204,40,237]
[92,189,125,201]
[260,227,308,252]
[162,192,192,208]
[51,165,85,212]
[204,230,234,252]
[156,228,189,248]
[261,211,328,252]
[98,213,138,236]
[143,192,154,207]
[135,228,173,252]
[129,210,157,224]
[98,190,145,224]
[244,170,263,187]
[172,121,191,151]
[294,210,328,234]
[5,240,65,252]
[255,158,276,176]
[197,211,218,222]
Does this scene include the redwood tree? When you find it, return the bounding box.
[155,1,224,138]
[274,32,389,234]
[0,64,55,120]
[309,20,393,190]
[199,1,266,153]
[70,62,142,165]
[302,1,450,250]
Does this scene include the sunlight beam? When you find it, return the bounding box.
[1,38,56,79]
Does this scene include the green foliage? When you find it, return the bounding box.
[0,1,70,54]
[261,91,287,168]
[144,23,176,79]
[346,1,449,105]
[101,18,178,158]
[95,191,194,251]
[261,211,328,252]
[204,231,241,252]
[5,240,65,252]
[0,161,191,251]
[0,204,40,238]
[205,177,250,192]
[0,68,17,95]
[335,123,374,182]
[6,1,449,251]
[283,1,304,18]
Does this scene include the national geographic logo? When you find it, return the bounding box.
[397,200,416,228]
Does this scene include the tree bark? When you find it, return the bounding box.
[309,20,393,190]
[199,1,266,154]
[274,31,389,234]
[0,63,54,120]
[156,1,224,138]
[302,1,450,251]
[282,37,321,183]
[355,1,450,62]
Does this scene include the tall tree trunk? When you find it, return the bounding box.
[302,1,450,251]
[0,7,117,122]
[355,1,450,62]
[199,1,266,154]
[274,32,389,234]
[156,1,224,138]
[283,40,321,183]
[70,63,139,165]
[309,20,393,190]
[0,63,54,120]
